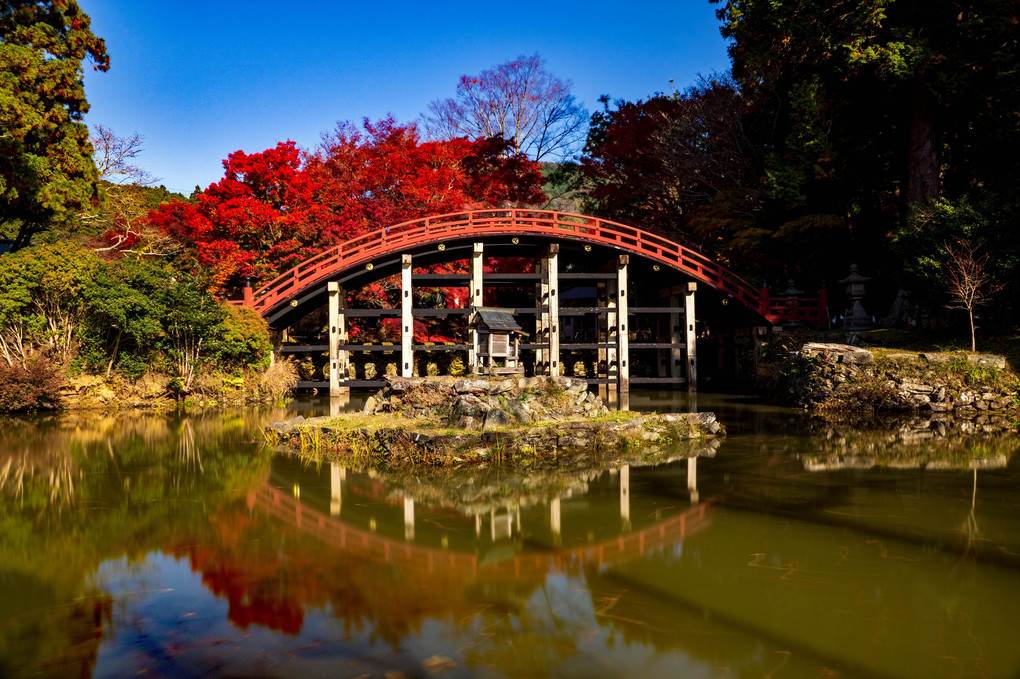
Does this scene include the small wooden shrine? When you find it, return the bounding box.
[468,307,526,375]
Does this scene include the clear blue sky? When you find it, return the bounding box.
[81,1,732,195]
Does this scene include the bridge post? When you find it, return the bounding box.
[685,282,697,393]
[328,282,349,397]
[606,277,618,401]
[534,258,547,372]
[546,245,560,378]
[616,255,629,394]
[469,243,484,372]
[401,254,413,378]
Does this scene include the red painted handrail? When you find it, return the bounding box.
[250,210,756,314]
[247,209,826,327]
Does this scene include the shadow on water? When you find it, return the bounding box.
[1,393,1019,677]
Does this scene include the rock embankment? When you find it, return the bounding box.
[364,375,610,428]
[266,376,723,468]
[773,342,1019,420]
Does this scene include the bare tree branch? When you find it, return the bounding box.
[943,240,1000,351]
[423,54,588,162]
[91,124,158,186]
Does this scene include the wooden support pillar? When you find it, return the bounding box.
[470,242,484,307]
[606,275,619,404]
[547,245,560,377]
[328,282,349,397]
[616,255,629,394]
[535,258,547,371]
[401,254,413,378]
[468,243,484,371]
[685,281,697,392]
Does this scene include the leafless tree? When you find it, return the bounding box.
[85,125,180,257]
[943,240,999,351]
[91,124,157,186]
[423,54,588,162]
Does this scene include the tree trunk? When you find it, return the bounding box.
[969,308,976,352]
[905,83,939,210]
[105,328,123,378]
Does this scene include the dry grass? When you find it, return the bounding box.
[261,357,299,397]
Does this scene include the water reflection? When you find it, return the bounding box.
[1,397,1019,678]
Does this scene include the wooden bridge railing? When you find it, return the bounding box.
[235,209,828,328]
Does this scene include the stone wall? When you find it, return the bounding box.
[772,342,1019,419]
[363,375,609,430]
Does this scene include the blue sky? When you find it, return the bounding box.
[81,1,732,195]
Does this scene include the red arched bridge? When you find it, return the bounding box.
[243,209,826,327]
[238,209,827,392]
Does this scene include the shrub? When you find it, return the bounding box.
[209,304,272,371]
[0,356,62,412]
[261,357,299,398]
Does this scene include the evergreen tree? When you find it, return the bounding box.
[0,1,109,250]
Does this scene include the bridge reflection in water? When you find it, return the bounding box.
[236,443,1020,678]
[251,457,708,582]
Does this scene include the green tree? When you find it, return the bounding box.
[152,271,223,392]
[79,258,167,378]
[0,241,101,367]
[715,0,1020,214]
[0,0,109,250]
[894,194,1019,334]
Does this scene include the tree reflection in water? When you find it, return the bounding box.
[2,407,1020,678]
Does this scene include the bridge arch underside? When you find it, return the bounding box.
[271,235,768,391]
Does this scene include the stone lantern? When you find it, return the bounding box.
[781,279,803,298]
[838,264,872,330]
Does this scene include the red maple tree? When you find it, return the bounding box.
[146,119,544,293]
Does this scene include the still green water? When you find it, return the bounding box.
[1,394,1018,678]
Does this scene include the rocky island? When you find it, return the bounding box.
[266,375,722,469]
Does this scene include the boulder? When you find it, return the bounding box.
[483,408,513,430]
[920,353,955,364]
[452,394,490,421]
[504,400,533,422]
[454,379,490,394]
[553,376,588,392]
[898,380,934,395]
[967,354,1007,370]
[801,343,874,365]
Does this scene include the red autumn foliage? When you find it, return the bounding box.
[147,119,545,293]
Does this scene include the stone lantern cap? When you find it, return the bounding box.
[781,279,804,296]
[838,263,871,285]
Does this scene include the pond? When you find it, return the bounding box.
[1,394,1018,678]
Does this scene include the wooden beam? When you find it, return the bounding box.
[328,282,348,396]
[469,242,483,371]
[534,258,546,370]
[685,281,697,392]
[401,254,413,378]
[617,255,629,394]
[547,245,560,377]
